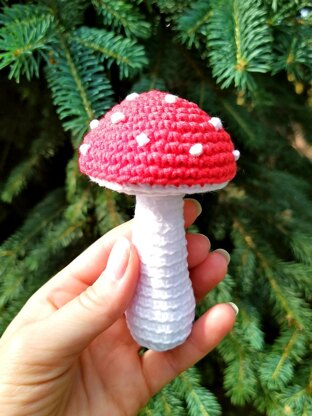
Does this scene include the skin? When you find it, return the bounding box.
[0,199,236,416]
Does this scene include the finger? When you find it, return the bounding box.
[186,233,210,269]
[45,238,140,355]
[52,220,133,287]
[47,199,201,290]
[142,303,237,396]
[183,198,202,228]
[190,250,230,301]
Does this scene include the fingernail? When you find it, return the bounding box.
[227,302,239,316]
[185,198,202,217]
[106,238,130,280]
[214,248,231,265]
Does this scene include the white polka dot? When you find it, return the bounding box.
[125,92,139,101]
[89,119,99,129]
[164,94,177,103]
[79,143,91,156]
[111,111,126,124]
[189,143,203,156]
[136,133,150,147]
[208,117,223,130]
[233,150,240,161]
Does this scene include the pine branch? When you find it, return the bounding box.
[291,233,312,266]
[142,383,187,416]
[155,385,186,416]
[217,305,263,405]
[0,4,57,81]
[232,218,312,330]
[95,189,127,235]
[273,25,312,82]
[259,327,307,390]
[279,261,312,301]
[173,368,221,416]
[0,189,66,307]
[71,27,148,78]
[1,113,64,203]
[278,368,312,416]
[40,0,89,29]
[46,36,114,141]
[153,0,193,16]
[131,76,166,93]
[92,0,151,39]
[207,0,272,91]
[175,0,211,48]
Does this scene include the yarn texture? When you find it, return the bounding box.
[78,90,239,351]
[126,194,195,351]
[79,90,237,189]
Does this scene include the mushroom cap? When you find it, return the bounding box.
[79,90,238,195]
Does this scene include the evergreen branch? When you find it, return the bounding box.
[95,189,126,235]
[207,0,272,90]
[233,219,311,329]
[154,0,193,15]
[223,345,258,405]
[40,0,89,29]
[0,4,57,81]
[0,190,65,260]
[0,3,50,25]
[217,305,262,404]
[92,0,151,39]
[71,27,148,78]
[138,402,154,416]
[173,368,221,416]
[1,119,64,203]
[273,25,312,82]
[280,261,312,301]
[290,233,312,266]
[0,189,66,306]
[65,186,92,224]
[60,37,94,121]
[270,331,301,381]
[278,367,312,416]
[221,99,259,146]
[46,36,114,141]
[149,383,187,416]
[259,328,307,390]
[175,0,211,48]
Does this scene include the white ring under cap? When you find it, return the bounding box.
[89,177,229,196]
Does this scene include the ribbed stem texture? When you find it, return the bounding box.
[126,194,195,351]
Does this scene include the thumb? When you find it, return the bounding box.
[47,237,139,355]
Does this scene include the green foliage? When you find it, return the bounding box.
[175,0,211,48]
[46,39,114,140]
[0,4,56,81]
[1,0,312,415]
[173,368,222,416]
[72,26,148,78]
[207,0,272,91]
[92,0,151,39]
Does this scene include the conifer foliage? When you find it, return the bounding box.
[0,1,312,415]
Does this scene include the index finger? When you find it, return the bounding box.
[49,198,202,288]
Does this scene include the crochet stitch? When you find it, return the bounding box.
[79,90,237,189]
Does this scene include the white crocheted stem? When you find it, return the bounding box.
[126,194,196,351]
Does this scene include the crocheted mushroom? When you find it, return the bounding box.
[79,90,239,351]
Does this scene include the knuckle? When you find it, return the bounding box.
[78,285,105,312]
[77,283,119,322]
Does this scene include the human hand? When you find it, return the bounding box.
[0,199,237,416]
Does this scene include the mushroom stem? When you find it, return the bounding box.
[126,194,196,351]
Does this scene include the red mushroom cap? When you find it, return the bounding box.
[79,90,238,194]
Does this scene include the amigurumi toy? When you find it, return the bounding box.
[79,90,239,351]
